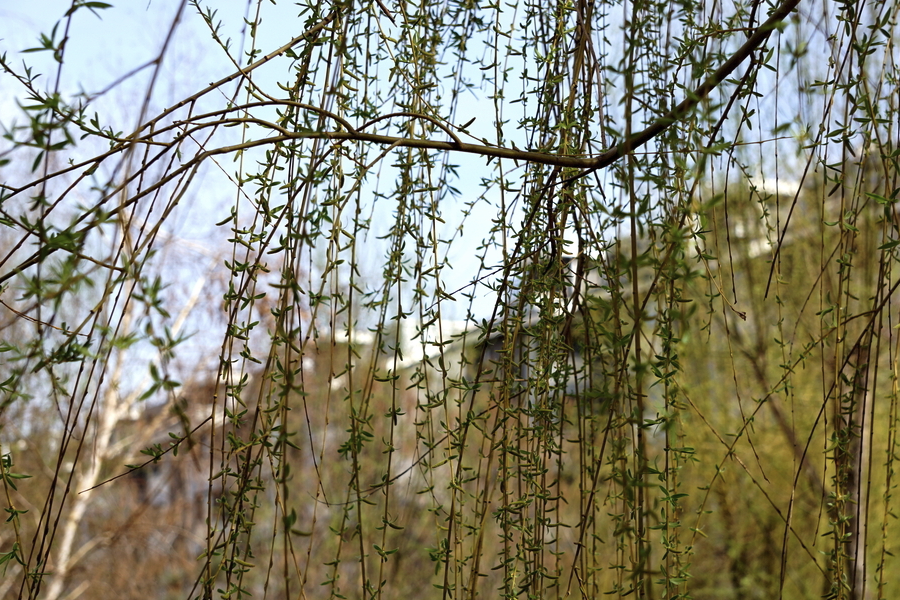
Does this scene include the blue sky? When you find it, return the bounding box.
[0,0,826,347]
[0,0,526,374]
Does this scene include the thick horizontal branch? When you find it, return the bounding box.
[305,130,595,167]
[0,0,801,285]
[619,0,803,158]
[284,0,803,172]
[160,0,802,173]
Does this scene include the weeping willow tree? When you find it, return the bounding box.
[0,0,899,598]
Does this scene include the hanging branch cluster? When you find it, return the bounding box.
[1,0,898,598]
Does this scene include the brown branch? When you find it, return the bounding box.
[572,0,803,176]
[213,0,801,172]
[2,0,800,195]
[0,0,802,285]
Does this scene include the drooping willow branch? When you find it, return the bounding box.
[239,0,801,171]
[177,0,803,170]
[0,0,801,285]
[165,0,802,172]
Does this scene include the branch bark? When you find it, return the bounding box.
[279,0,802,172]
[0,0,803,288]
